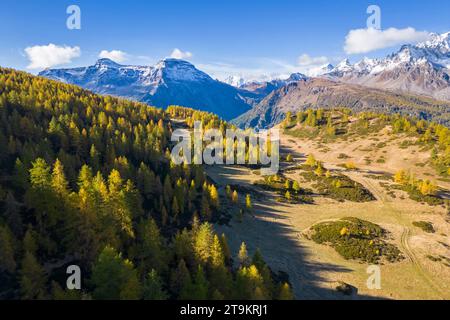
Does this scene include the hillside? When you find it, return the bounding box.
[209,109,450,299]
[233,78,450,128]
[1,67,449,300]
[0,68,293,300]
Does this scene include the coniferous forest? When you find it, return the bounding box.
[0,68,294,300]
[3,0,450,308]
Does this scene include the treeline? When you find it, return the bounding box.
[0,68,293,299]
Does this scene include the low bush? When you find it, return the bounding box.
[338,153,350,159]
[396,184,444,206]
[310,217,403,264]
[254,175,314,204]
[300,170,375,202]
[412,221,435,233]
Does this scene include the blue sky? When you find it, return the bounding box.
[1,0,449,80]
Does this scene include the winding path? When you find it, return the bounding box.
[356,175,447,298]
[278,133,450,298]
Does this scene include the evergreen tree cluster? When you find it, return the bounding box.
[0,68,293,300]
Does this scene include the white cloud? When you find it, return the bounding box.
[98,50,128,63]
[344,27,430,54]
[298,54,329,66]
[25,44,81,69]
[170,48,193,60]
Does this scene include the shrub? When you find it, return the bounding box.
[338,153,350,159]
[254,175,313,204]
[335,282,355,296]
[300,170,375,202]
[310,218,403,264]
[412,221,435,233]
[393,170,442,205]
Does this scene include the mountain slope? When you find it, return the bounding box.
[325,32,450,101]
[0,67,296,300]
[39,58,256,120]
[240,73,309,96]
[38,31,450,122]
[233,78,450,128]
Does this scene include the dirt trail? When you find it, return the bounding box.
[208,131,450,299]
[354,175,447,298]
[280,137,449,299]
[207,166,335,299]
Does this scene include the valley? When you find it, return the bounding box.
[206,114,450,300]
[2,0,450,305]
[1,66,449,301]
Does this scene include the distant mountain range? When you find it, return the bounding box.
[238,73,309,97]
[324,32,450,101]
[233,32,450,127]
[229,32,450,101]
[39,57,310,120]
[226,32,450,102]
[39,31,450,126]
[39,58,259,120]
[232,78,450,128]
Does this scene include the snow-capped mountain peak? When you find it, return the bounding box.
[286,72,308,82]
[306,63,334,77]
[223,75,246,88]
[94,58,122,68]
[416,32,449,52]
[153,58,212,82]
[326,59,354,76]
[335,59,352,70]
[223,72,308,89]
[323,31,450,101]
[353,58,377,73]
[39,58,256,120]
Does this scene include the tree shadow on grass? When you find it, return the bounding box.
[208,164,389,300]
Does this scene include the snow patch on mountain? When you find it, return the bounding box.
[306,63,334,77]
[323,31,450,101]
[222,75,247,88]
[326,31,450,78]
[39,58,258,120]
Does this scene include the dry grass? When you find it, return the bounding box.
[207,129,450,300]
